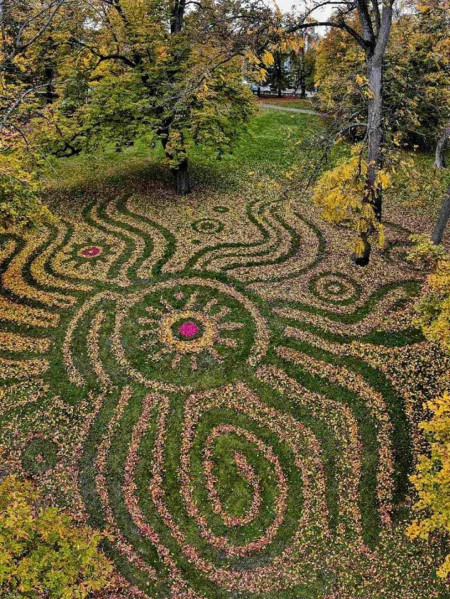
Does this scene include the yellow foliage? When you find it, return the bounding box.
[258,68,268,82]
[420,257,450,352]
[407,392,450,578]
[0,151,53,232]
[355,74,366,86]
[376,170,391,188]
[155,44,168,61]
[410,237,450,353]
[0,475,113,596]
[244,50,259,65]
[312,151,388,255]
[261,50,274,67]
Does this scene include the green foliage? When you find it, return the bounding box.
[385,0,449,150]
[0,476,113,598]
[386,153,450,210]
[29,0,268,176]
[314,24,364,121]
[408,234,448,267]
[264,50,291,95]
[0,0,88,230]
[314,2,450,150]
[0,153,52,232]
[190,58,256,157]
[262,32,316,97]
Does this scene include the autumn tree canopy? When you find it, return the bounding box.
[28,0,278,194]
[287,0,449,264]
[0,0,71,228]
[1,0,449,245]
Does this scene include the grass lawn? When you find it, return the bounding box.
[1,108,449,598]
[44,109,321,189]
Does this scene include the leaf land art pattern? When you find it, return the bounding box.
[0,185,448,598]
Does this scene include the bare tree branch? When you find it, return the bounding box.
[68,37,137,67]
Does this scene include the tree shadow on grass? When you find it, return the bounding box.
[44,157,245,215]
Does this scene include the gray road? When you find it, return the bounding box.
[261,102,322,116]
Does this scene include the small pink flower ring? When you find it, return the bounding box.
[178,321,200,339]
[80,246,101,258]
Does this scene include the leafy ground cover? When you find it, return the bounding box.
[0,109,449,598]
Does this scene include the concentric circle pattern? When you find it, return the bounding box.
[191,218,224,235]
[0,191,446,597]
[309,271,362,305]
[110,278,268,390]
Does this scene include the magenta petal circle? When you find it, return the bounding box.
[81,246,101,258]
[178,321,199,338]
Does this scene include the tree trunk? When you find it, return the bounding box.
[366,57,383,220]
[299,49,306,98]
[172,159,190,195]
[300,80,306,99]
[435,126,449,169]
[353,56,383,266]
[432,125,449,243]
[44,63,55,104]
[432,185,450,245]
[353,232,371,266]
[160,125,191,195]
[170,0,186,33]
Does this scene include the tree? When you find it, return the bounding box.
[409,235,450,351]
[433,184,450,246]
[383,1,449,153]
[313,24,363,121]
[287,0,449,265]
[433,124,449,246]
[0,475,113,598]
[435,125,449,170]
[290,32,316,98]
[311,1,449,249]
[0,0,70,229]
[407,392,450,579]
[33,0,273,195]
[261,28,316,98]
[287,0,397,265]
[265,50,291,97]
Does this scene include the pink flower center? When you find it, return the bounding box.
[81,246,101,258]
[178,321,199,339]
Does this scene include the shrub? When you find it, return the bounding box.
[0,154,52,233]
[0,475,113,598]
[407,392,450,578]
[409,235,450,353]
